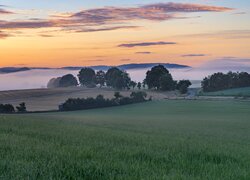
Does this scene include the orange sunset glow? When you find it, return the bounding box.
[0,1,249,68]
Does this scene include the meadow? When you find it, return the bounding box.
[0,100,249,179]
[198,87,250,97]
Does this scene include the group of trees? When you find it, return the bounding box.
[59,91,148,111]
[0,102,27,114]
[78,67,133,89]
[202,72,250,92]
[47,65,192,94]
[81,65,192,94]
[145,65,192,94]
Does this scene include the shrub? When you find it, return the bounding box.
[0,104,15,113]
[59,92,148,111]
[16,102,27,113]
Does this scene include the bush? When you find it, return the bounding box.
[59,92,148,111]
[16,102,27,113]
[0,104,15,113]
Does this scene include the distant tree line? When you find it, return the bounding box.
[47,65,192,94]
[59,91,149,111]
[202,72,250,92]
[0,103,27,114]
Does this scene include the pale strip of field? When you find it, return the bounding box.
[0,87,177,111]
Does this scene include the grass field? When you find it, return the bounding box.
[198,87,250,97]
[0,100,249,179]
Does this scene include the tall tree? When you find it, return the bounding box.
[59,74,78,87]
[105,67,131,89]
[78,68,96,87]
[145,65,175,90]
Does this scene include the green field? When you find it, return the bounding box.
[198,87,250,97]
[0,100,250,179]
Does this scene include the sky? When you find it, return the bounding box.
[0,0,250,67]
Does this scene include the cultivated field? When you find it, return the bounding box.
[0,87,178,111]
[0,100,249,179]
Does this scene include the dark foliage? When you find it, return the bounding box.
[0,104,15,113]
[59,74,78,87]
[16,102,27,113]
[105,67,131,89]
[78,68,96,87]
[47,74,78,88]
[159,74,177,91]
[202,72,250,92]
[96,70,106,87]
[177,80,192,94]
[59,92,148,111]
[47,77,62,88]
[130,81,137,89]
[137,82,142,90]
[130,91,147,102]
[145,65,176,90]
[114,92,123,99]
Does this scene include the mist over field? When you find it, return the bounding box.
[1,66,249,91]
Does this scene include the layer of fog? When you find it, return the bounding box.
[0,67,247,91]
[1,58,250,91]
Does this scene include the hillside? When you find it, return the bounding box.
[0,67,30,74]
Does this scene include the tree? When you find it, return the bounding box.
[47,74,77,88]
[78,68,96,87]
[96,70,106,87]
[137,82,142,90]
[59,74,78,87]
[177,80,192,94]
[16,102,27,112]
[145,65,174,90]
[105,67,131,89]
[130,81,137,89]
[159,74,176,91]
[47,77,61,88]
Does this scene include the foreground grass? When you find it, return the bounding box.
[0,100,250,179]
[198,87,250,97]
